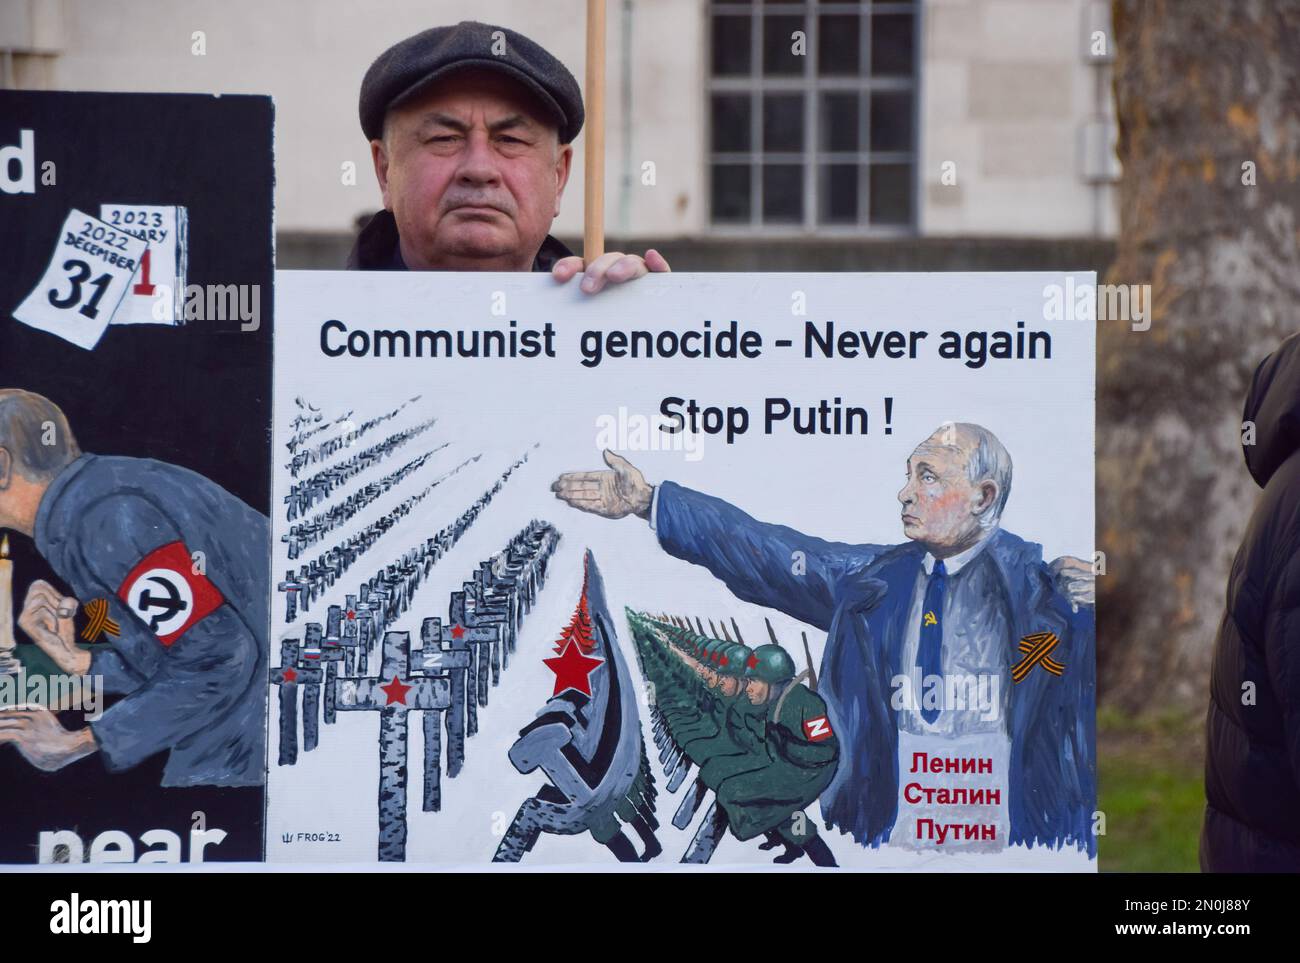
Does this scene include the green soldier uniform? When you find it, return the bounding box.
[639,622,696,727]
[683,639,736,744]
[691,644,769,786]
[713,645,840,864]
[652,627,717,752]
[672,639,730,746]
[627,614,838,865]
[657,633,706,727]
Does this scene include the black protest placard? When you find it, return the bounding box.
[0,90,274,864]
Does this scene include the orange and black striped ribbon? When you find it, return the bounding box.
[81,598,121,643]
[1011,631,1064,683]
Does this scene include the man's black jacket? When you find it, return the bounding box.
[1202,332,1300,871]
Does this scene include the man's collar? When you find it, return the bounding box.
[922,526,999,576]
[531,232,576,271]
[346,209,575,271]
[346,209,403,270]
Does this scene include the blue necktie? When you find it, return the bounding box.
[917,559,947,724]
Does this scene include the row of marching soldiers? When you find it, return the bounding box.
[628,611,840,866]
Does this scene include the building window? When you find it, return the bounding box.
[708,1,918,231]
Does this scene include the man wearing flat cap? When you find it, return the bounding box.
[352,20,668,293]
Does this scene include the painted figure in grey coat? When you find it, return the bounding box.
[0,389,268,787]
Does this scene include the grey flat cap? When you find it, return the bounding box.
[359,20,584,143]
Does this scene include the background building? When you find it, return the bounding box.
[2,0,1119,269]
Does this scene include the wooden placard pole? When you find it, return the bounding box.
[583,0,606,263]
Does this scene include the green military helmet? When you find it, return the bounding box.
[744,644,796,684]
[701,638,726,665]
[709,640,731,667]
[716,643,752,678]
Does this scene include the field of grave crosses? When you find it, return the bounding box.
[268,394,582,861]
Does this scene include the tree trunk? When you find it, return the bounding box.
[1098,0,1300,709]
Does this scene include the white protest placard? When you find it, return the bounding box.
[268,270,1097,871]
[11,208,147,350]
[98,203,188,325]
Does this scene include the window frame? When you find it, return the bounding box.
[705,0,922,236]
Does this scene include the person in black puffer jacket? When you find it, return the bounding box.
[1202,332,1300,872]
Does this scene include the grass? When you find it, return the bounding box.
[1097,705,1206,873]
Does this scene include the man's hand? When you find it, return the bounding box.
[18,581,90,675]
[0,706,97,771]
[552,249,670,295]
[1049,556,1095,611]
[552,449,653,519]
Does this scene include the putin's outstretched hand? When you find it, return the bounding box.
[552,449,653,519]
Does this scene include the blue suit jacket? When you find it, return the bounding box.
[654,481,1096,854]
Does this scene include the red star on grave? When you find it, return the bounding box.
[283,667,298,683]
[450,624,465,640]
[346,610,356,620]
[380,675,412,705]
[542,640,604,697]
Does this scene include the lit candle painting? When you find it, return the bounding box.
[0,534,19,673]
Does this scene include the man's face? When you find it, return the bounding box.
[372,69,572,271]
[897,427,998,555]
[719,675,740,697]
[744,678,770,705]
